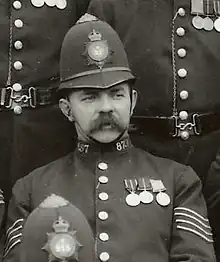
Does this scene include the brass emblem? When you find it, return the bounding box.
[85,29,112,69]
[43,216,82,262]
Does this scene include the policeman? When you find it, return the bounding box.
[20,194,95,262]
[3,15,216,262]
[87,0,220,184]
[0,0,90,209]
[87,1,220,258]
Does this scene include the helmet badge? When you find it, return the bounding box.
[42,216,82,262]
[85,29,112,69]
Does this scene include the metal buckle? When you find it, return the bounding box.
[171,114,201,139]
[0,87,13,108]
[3,87,37,109]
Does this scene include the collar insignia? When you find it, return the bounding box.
[42,216,82,262]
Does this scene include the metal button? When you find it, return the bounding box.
[13,1,22,9]
[176,27,185,36]
[14,105,22,115]
[99,176,108,184]
[14,40,23,50]
[177,48,186,58]
[99,252,110,262]
[98,211,108,221]
[14,19,23,28]
[14,61,23,70]
[180,130,189,140]
[12,83,22,92]
[178,68,187,78]
[99,233,109,242]
[179,111,188,120]
[180,90,188,100]
[99,192,109,201]
[178,7,186,16]
[98,162,108,171]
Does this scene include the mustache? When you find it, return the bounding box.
[90,113,125,133]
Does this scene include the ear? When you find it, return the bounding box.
[59,98,74,122]
[130,89,137,116]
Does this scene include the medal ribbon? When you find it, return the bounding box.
[214,0,220,15]
[124,179,138,194]
[137,177,152,191]
[204,0,214,15]
[150,179,166,193]
[191,0,204,14]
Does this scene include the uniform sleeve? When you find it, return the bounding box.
[0,189,5,228]
[170,166,216,262]
[87,0,115,26]
[2,179,31,262]
[203,150,220,261]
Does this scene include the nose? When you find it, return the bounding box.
[99,93,113,113]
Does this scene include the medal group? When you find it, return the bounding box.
[191,0,220,31]
[124,178,171,207]
[31,0,67,9]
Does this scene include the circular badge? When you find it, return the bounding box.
[214,17,220,32]
[31,0,44,7]
[88,41,109,62]
[49,234,76,259]
[156,192,171,207]
[125,193,140,207]
[139,191,154,204]
[203,17,214,31]
[45,0,56,7]
[192,16,204,30]
[56,0,67,9]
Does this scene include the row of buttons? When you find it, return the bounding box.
[97,162,110,261]
[176,7,190,137]
[10,1,24,114]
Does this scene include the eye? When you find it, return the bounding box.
[81,94,97,102]
[113,91,125,99]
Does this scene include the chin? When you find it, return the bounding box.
[92,131,120,143]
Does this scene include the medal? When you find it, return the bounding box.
[45,0,56,7]
[192,15,204,29]
[139,191,154,204]
[56,0,67,9]
[203,16,214,30]
[137,177,154,204]
[150,179,171,207]
[31,0,44,7]
[214,17,220,31]
[125,193,140,207]
[214,0,220,31]
[156,192,171,207]
[124,179,140,207]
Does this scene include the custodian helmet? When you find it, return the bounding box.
[20,194,95,262]
[59,14,135,90]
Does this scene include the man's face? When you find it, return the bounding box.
[59,83,137,143]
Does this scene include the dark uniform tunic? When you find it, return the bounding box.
[3,138,216,261]
[87,0,220,182]
[87,2,220,257]
[0,0,90,205]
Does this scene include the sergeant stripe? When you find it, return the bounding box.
[6,225,22,240]
[6,218,24,235]
[177,225,214,243]
[174,207,208,221]
[174,212,211,229]
[3,239,21,258]
[176,219,212,236]
[4,233,22,251]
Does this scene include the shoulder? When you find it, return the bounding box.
[131,147,200,184]
[14,153,74,192]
